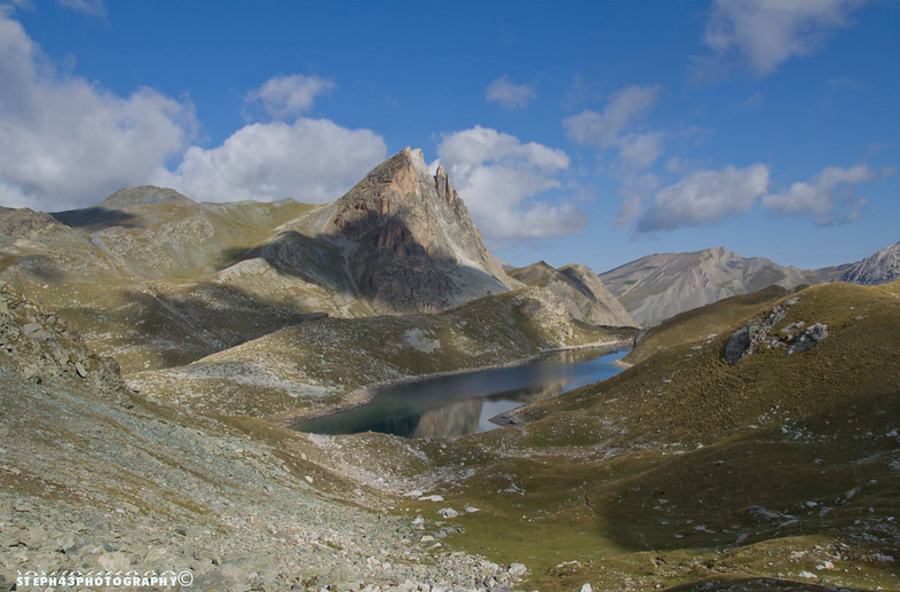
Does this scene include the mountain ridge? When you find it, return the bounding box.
[599,246,839,327]
[840,241,900,285]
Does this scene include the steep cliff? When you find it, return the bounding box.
[319,147,517,313]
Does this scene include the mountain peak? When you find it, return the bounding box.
[321,148,514,313]
[101,186,195,209]
[401,146,429,173]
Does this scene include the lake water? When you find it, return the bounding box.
[291,348,626,438]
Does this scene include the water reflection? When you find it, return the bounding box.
[292,349,626,438]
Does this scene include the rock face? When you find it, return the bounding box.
[724,301,792,364]
[724,297,828,364]
[600,247,832,327]
[841,242,900,286]
[509,261,638,328]
[320,147,516,313]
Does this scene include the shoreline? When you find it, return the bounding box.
[611,358,634,369]
[271,338,633,428]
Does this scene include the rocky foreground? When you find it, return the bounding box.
[0,282,531,591]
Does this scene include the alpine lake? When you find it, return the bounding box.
[292,348,626,438]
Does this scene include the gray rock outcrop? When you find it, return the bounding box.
[724,298,828,363]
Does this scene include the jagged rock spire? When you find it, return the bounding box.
[322,148,516,313]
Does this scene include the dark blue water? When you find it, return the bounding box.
[291,349,626,438]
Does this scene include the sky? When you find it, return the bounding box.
[0,0,897,273]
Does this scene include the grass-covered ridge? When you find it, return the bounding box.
[391,281,900,592]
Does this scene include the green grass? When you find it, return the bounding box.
[623,284,790,366]
[402,281,900,591]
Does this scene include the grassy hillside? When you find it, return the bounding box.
[3,267,898,591]
[622,284,791,366]
[386,281,900,592]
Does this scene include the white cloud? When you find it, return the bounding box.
[701,0,866,77]
[0,13,197,211]
[485,76,537,110]
[618,132,664,171]
[563,85,660,148]
[436,126,585,243]
[761,164,874,225]
[637,164,770,232]
[245,74,335,120]
[152,119,386,203]
[614,173,660,230]
[563,85,663,171]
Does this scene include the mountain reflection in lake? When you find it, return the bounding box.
[291,349,626,438]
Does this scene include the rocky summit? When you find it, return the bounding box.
[321,147,517,313]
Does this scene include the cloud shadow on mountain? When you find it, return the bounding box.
[51,207,142,230]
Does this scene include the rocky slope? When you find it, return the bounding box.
[509,261,638,328]
[841,240,900,285]
[0,282,533,592]
[3,262,898,591]
[599,247,833,327]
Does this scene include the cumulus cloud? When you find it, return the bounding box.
[0,13,197,210]
[618,132,665,171]
[761,164,874,225]
[700,0,867,77]
[564,85,663,171]
[245,74,335,120]
[563,85,660,148]
[436,126,585,243]
[636,164,770,232]
[485,76,537,110]
[152,119,386,203]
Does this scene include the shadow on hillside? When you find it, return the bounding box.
[216,210,506,314]
[67,282,324,372]
[579,384,900,558]
[51,207,142,230]
[17,254,66,283]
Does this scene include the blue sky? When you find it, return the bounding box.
[0,0,897,273]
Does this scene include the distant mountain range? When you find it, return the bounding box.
[839,241,900,286]
[598,246,860,327]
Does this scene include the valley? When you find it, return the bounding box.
[1,149,898,592]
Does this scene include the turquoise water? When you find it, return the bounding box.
[291,349,626,438]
